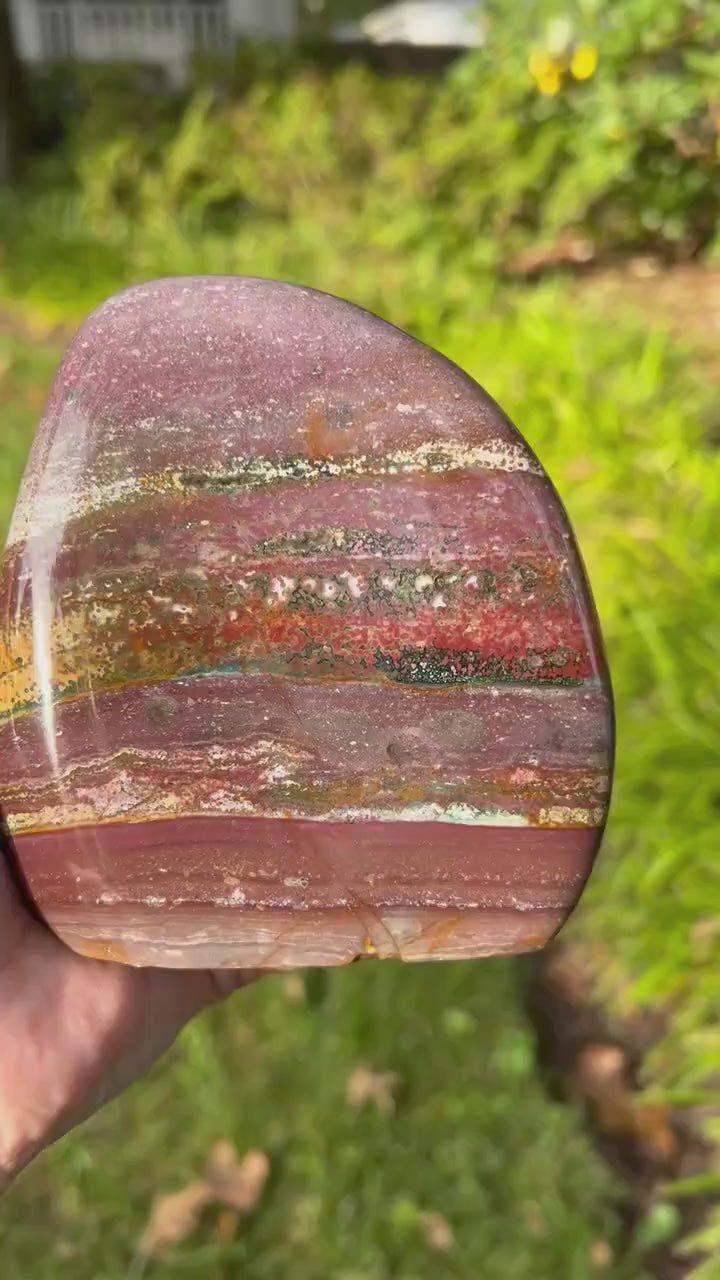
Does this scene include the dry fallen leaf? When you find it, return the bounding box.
[631,1103,679,1164]
[345,1064,402,1115]
[572,1043,678,1166]
[590,1239,614,1269]
[206,1141,271,1213]
[139,1181,211,1258]
[574,1043,626,1095]
[419,1210,454,1251]
[138,1141,270,1260]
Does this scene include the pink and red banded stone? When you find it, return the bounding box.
[0,277,613,968]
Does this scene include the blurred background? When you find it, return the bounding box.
[1,1,720,1276]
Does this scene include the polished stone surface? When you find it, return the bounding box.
[0,277,613,967]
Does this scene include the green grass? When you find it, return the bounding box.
[3,28,720,1266]
[0,964,635,1279]
[1,267,719,1274]
[0,288,658,1277]
[0,332,60,540]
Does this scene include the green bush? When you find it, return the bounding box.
[3,13,720,1055]
[3,8,720,1268]
[5,0,720,326]
[5,283,710,1278]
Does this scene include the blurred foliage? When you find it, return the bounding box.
[2,279,719,1101]
[5,0,720,323]
[0,281,717,1273]
[2,2,720,1269]
[0,926,638,1276]
[421,290,720,1088]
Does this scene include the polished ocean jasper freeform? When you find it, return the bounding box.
[0,277,613,968]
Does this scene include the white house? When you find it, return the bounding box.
[9,0,298,82]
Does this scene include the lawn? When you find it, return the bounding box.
[1,961,635,1279]
[0,290,661,1278]
[3,260,718,1273]
[4,6,720,1266]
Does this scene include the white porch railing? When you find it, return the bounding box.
[37,1,231,63]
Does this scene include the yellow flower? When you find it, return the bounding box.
[528,50,562,95]
[537,66,561,96]
[571,44,598,80]
[528,49,552,80]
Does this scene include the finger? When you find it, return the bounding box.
[0,834,32,960]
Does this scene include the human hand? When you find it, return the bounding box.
[0,846,256,1191]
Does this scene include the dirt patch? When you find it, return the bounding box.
[581,262,720,378]
[509,253,720,382]
[524,941,719,1279]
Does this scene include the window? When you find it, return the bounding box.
[39,2,74,58]
[190,1,228,49]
